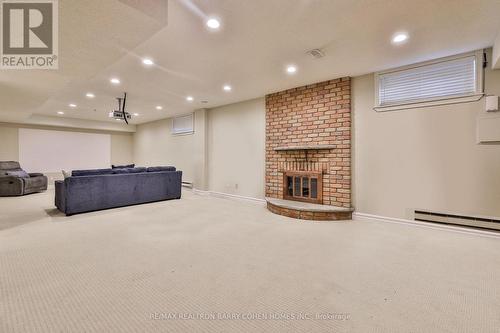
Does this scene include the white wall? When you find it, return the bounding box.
[0,126,19,161]
[132,99,266,198]
[207,98,265,199]
[133,110,207,186]
[352,52,500,219]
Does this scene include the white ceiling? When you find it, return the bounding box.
[2,0,500,126]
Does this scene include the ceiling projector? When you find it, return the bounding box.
[109,92,131,124]
[109,110,131,120]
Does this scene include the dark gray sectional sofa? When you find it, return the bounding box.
[55,166,182,215]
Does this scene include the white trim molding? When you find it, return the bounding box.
[192,189,266,204]
[374,94,483,112]
[353,212,500,239]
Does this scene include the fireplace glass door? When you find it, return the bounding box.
[283,171,322,204]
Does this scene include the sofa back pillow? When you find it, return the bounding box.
[112,167,147,174]
[111,164,135,169]
[72,168,113,177]
[147,166,176,172]
[0,161,21,171]
[6,170,29,178]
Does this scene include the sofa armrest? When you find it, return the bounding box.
[54,180,66,213]
[28,172,44,177]
[0,176,24,196]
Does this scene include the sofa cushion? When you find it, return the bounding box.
[112,167,147,174]
[112,164,135,169]
[72,168,113,177]
[0,161,21,170]
[0,176,24,196]
[24,175,48,194]
[28,173,44,177]
[6,170,30,178]
[147,166,176,172]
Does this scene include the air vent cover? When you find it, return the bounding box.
[307,49,325,59]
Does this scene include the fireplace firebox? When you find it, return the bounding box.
[283,171,323,204]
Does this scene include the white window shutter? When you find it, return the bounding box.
[172,114,194,135]
[377,55,479,107]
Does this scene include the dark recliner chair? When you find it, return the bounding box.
[0,161,48,196]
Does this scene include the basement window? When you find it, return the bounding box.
[172,113,194,135]
[374,50,484,111]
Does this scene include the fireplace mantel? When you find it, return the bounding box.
[273,144,336,151]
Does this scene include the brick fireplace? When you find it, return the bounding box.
[265,78,353,220]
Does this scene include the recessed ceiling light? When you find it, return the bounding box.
[223,85,232,92]
[110,78,120,85]
[206,18,220,30]
[286,65,297,74]
[86,93,95,98]
[186,96,194,102]
[57,111,64,115]
[392,33,409,44]
[156,105,163,110]
[69,103,77,108]
[142,58,154,66]
[133,113,139,116]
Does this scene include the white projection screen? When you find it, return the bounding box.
[19,128,111,173]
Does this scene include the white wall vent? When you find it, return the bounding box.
[307,48,325,59]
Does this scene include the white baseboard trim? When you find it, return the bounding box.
[192,189,265,204]
[353,212,500,238]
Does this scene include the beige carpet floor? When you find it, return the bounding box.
[1,190,499,333]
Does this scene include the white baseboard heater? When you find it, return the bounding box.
[182,181,193,189]
[415,210,500,231]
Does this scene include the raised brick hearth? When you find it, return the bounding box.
[266,197,354,221]
[265,77,352,220]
